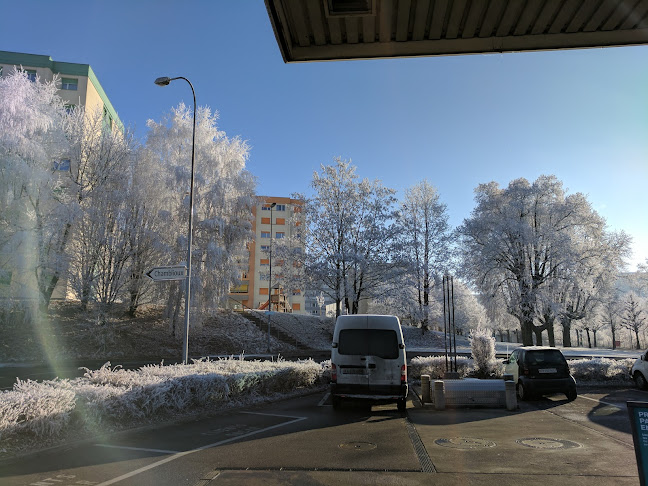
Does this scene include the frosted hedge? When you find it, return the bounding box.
[0,358,328,453]
[408,356,634,384]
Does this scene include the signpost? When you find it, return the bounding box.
[627,401,648,485]
[146,265,187,281]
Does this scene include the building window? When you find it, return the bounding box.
[64,104,76,114]
[276,218,285,225]
[261,231,270,238]
[260,259,269,266]
[292,289,301,296]
[276,232,285,239]
[260,288,269,295]
[292,303,301,311]
[261,217,271,224]
[260,245,270,252]
[275,204,286,211]
[53,159,70,171]
[26,69,37,82]
[261,205,273,211]
[259,273,269,281]
[61,78,78,90]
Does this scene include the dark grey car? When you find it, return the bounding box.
[503,347,577,401]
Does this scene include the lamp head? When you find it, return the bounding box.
[154,76,171,86]
[271,202,277,208]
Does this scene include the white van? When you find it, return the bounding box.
[330,314,407,411]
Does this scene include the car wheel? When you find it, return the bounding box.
[397,397,406,412]
[332,395,342,410]
[517,381,528,401]
[635,372,648,390]
[566,388,577,401]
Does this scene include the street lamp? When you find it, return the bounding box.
[154,76,196,365]
[267,201,276,353]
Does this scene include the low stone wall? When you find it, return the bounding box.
[420,376,517,410]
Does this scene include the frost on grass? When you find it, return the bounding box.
[248,310,334,350]
[0,357,327,456]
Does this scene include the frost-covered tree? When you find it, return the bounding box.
[145,104,255,331]
[395,180,452,329]
[63,106,135,310]
[459,175,626,346]
[600,292,623,349]
[622,293,647,349]
[299,158,398,316]
[431,278,488,335]
[0,69,69,310]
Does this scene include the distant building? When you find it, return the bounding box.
[0,50,122,131]
[229,196,306,314]
[0,51,122,302]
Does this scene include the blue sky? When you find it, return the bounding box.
[3,1,647,269]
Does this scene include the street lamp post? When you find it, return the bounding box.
[267,202,276,353]
[154,76,196,365]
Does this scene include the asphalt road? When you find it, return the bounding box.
[1,386,645,485]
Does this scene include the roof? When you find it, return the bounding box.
[265,0,648,63]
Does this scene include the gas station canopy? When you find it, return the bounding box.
[265,0,648,62]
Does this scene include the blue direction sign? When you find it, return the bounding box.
[146,265,187,281]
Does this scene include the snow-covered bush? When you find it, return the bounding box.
[0,357,328,455]
[568,358,633,385]
[469,327,499,378]
[0,379,76,441]
[408,356,473,380]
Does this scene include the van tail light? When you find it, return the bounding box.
[331,363,337,383]
[401,364,407,383]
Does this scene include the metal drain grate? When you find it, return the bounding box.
[405,418,436,473]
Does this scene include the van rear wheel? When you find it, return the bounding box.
[397,397,406,412]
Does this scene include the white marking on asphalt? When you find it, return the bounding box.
[241,411,307,419]
[93,444,181,454]
[578,395,622,409]
[93,415,307,486]
[318,392,330,407]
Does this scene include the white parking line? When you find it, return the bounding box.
[93,444,180,454]
[317,392,330,407]
[93,414,307,486]
[578,395,623,409]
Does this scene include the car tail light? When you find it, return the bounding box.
[331,363,337,382]
[522,367,529,375]
[401,364,407,383]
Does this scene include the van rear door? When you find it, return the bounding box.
[337,324,370,388]
[366,328,398,390]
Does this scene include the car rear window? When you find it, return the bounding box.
[526,350,566,366]
[338,329,399,359]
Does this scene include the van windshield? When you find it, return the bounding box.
[338,329,399,359]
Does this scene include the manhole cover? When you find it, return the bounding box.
[434,438,496,449]
[516,438,581,449]
[339,441,377,451]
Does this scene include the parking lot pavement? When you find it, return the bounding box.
[405,386,640,485]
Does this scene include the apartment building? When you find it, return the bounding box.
[230,196,306,314]
[0,50,122,131]
[0,51,122,302]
